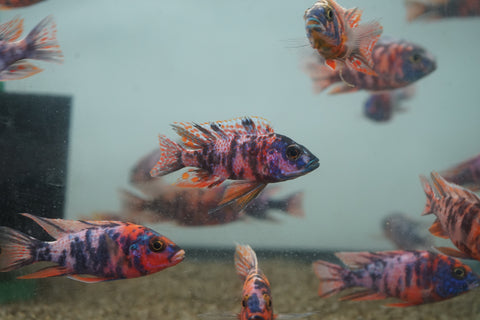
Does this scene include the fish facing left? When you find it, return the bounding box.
[150,116,319,213]
[0,213,185,283]
[0,15,63,81]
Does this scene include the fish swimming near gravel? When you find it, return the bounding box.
[313,250,480,307]
[0,213,184,282]
[0,15,62,81]
[150,116,319,213]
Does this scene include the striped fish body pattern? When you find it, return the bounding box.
[421,171,480,260]
[313,250,480,307]
[0,214,184,282]
[304,38,436,94]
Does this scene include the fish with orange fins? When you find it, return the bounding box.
[420,171,480,260]
[405,0,480,22]
[441,153,480,192]
[0,213,184,282]
[303,38,436,94]
[150,117,319,213]
[304,0,383,76]
[313,250,480,307]
[0,0,45,9]
[0,15,62,81]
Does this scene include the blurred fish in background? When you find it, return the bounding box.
[441,153,480,192]
[302,37,436,94]
[363,86,415,122]
[0,0,45,9]
[381,212,434,250]
[0,15,62,81]
[405,0,480,21]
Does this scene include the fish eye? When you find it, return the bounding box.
[325,7,333,20]
[409,52,422,63]
[452,267,466,280]
[286,144,302,161]
[263,294,272,309]
[242,295,249,308]
[149,237,166,252]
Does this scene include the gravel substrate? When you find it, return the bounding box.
[1,258,479,320]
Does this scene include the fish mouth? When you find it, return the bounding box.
[305,158,320,172]
[171,249,185,264]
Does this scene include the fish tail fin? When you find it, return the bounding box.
[25,15,63,63]
[234,244,258,279]
[283,191,305,217]
[312,259,349,298]
[0,226,40,272]
[420,174,436,216]
[150,135,185,177]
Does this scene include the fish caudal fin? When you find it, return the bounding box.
[347,21,383,75]
[25,15,63,63]
[283,192,305,217]
[150,135,185,177]
[234,244,258,279]
[0,61,43,81]
[312,260,348,298]
[0,226,40,272]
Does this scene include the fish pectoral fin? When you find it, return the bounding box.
[67,275,114,283]
[175,169,225,188]
[435,247,473,259]
[428,219,449,239]
[17,265,69,279]
[384,301,420,307]
[210,182,267,214]
[339,289,387,302]
[0,61,43,81]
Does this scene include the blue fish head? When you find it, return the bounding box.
[401,45,437,83]
[434,258,480,299]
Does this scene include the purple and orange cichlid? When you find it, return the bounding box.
[313,250,480,307]
[420,171,480,260]
[0,0,45,9]
[0,15,62,81]
[363,86,415,122]
[304,0,383,75]
[405,0,480,21]
[303,37,436,94]
[440,153,480,192]
[150,117,319,213]
[0,213,185,282]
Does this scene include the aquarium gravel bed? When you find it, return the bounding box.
[1,258,479,320]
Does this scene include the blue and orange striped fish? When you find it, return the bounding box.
[0,15,62,81]
[150,117,319,213]
[304,0,383,75]
[313,250,479,307]
[0,213,184,282]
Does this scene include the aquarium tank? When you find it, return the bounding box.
[1,0,480,319]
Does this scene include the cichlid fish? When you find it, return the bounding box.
[421,171,480,260]
[303,37,436,94]
[441,153,480,192]
[304,0,383,75]
[382,212,434,250]
[405,0,480,21]
[363,86,415,122]
[313,250,480,307]
[0,15,62,81]
[0,0,45,9]
[0,213,184,282]
[150,117,319,213]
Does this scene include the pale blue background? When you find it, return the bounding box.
[4,0,480,250]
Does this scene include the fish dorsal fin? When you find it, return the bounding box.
[435,247,472,259]
[428,219,449,239]
[335,251,403,268]
[234,243,258,279]
[172,117,274,148]
[21,213,121,239]
[344,7,362,28]
[430,171,480,202]
[0,16,23,42]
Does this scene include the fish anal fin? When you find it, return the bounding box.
[428,219,449,239]
[17,265,69,279]
[0,61,43,81]
[211,182,267,214]
[68,275,114,283]
[339,289,387,302]
[175,169,225,188]
[435,247,472,259]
